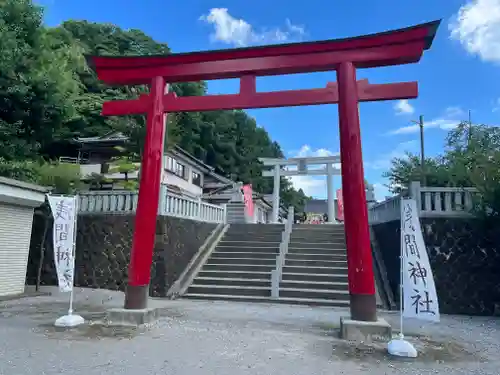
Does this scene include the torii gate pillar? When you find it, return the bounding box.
[337,62,376,320]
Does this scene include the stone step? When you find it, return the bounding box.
[227,227,284,232]
[225,229,283,234]
[293,224,345,230]
[286,253,346,261]
[282,265,348,275]
[284,259,347,268]
[215,245,279,253]
[279,280,349,290]
[212,251,277,259]
[290,236,345,242]
[287,242,345,249]
[281,272,348,283]
[226,209,245,212]
[223,235,283,242]
[203,263,275,272]
[188,284,271,297]
[279,287,350,300]
[219,240,281,246]
[206,257,276,266]
[183,294,350,307]
[292,227,344,232]
[292,228,344,232]
[287,247,346,255]
[230,224,284,228]
[193,277,271,288]
[291,231,345,236]
[225,232,284,237]
[197,270,271,280]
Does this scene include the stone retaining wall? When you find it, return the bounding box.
[26,211,216,297]
[372,218,500,316]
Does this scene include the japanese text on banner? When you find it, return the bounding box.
[47,196,77,293]
[401,198,440,322]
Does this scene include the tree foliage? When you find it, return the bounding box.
[0,0,309,210]
[384,122,500,216]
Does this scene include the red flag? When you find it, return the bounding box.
[336,188,344,221]
[242,184,254,218]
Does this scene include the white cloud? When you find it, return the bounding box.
[286,145,340,198]
[394,99,415,115]
[493,98,500,112]
[293,145,336,158]
[388,107,465,135]
[199,8,306,47]
[372,183,392,202]
[365,140,418,170]
[449,0,500,63]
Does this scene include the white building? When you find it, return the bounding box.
[61,132,277,222]
[0,177,48,297]
[62,132,234,199]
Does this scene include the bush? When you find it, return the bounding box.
[0,158,81,194]
[35,161,81,194]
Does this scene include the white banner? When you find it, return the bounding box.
[401,198,440,322]
[47,195,78,293]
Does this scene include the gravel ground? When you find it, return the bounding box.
[0,287,498,375]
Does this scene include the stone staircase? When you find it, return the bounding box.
[185,223,351,306]
[185,224,283,301]
[280,224,350,307]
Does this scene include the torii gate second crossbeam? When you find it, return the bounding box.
[259,156,341,223]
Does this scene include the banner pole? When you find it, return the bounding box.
[399,196,404,338]
[67,195,79,316]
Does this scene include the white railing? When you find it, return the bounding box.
[368,195,401,224]
[368,181,478,224]
[159,192,226,223]
[418,185,477,217]
[79,190,138,213]
[271,206,295,298]
[78,187,226,224]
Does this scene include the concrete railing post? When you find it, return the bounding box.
[158,184,167,215]
[271,206,295,299]
[409,181,421,212]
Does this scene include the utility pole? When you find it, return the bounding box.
[419,115,425,186]
[411,115,426,186]
[468,109,473,146]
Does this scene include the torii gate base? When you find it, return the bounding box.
[88,20,440,326]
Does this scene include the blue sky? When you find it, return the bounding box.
[38,0,500,200]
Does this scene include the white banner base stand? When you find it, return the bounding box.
[55,313,84,328]
[55,290,84,328]
[387,335,418,358]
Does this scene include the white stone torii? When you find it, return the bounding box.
[259,156,341,223]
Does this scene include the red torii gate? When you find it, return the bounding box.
[87,20,440,322]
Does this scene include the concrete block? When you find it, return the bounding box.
[105,307,160,327]
[340,316,392,342]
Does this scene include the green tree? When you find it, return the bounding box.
[385,122,500,216]
[0,4,311,213]
[0,0,81,160]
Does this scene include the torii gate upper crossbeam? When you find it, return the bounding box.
[89,20,439,85]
